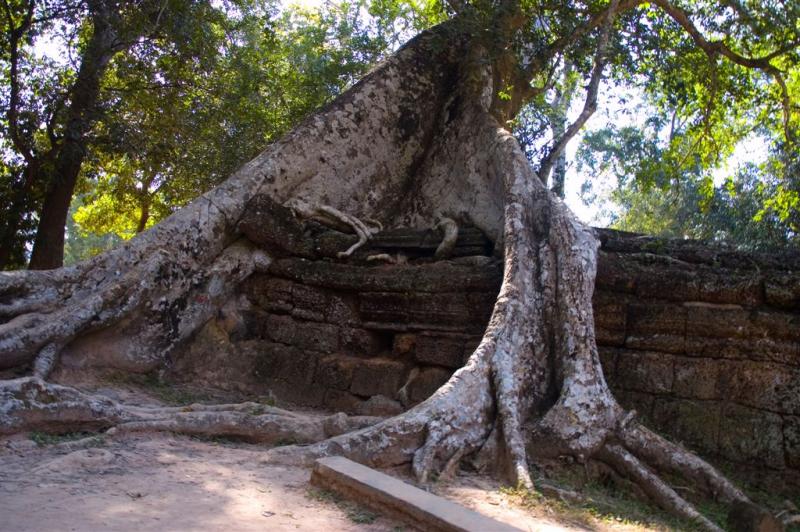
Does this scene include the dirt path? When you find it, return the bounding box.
[0,434,402,532]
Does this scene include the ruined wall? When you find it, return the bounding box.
[593,230,800,476]
[172,228,799,477]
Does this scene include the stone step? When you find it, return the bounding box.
[310,456,522,532]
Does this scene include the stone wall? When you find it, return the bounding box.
[593,230,800,476]
[171,227,799,477]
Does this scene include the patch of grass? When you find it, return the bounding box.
[29,431,102,447]
[306,487,378,524]
[188,434,243,446]
[106,372,210,405]
[500,478,718,531]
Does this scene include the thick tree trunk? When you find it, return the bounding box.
[0,23,755,530]
[28,5,122,270]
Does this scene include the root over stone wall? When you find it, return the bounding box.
[169,227,800,483]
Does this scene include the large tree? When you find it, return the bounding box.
[1,0,797,529]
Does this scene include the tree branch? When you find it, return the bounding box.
[537,0,620,184]
[650,0,797,143]
[3,0,37,164]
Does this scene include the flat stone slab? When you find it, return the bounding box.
[310,456,522,532]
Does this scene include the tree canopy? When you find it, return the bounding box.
[1,0,798,270]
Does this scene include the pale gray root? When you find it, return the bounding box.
[287,199,382,257]
[0,377,381,445]
[433,217,459,259]
[600,443,723,532]
[619,422,749,504]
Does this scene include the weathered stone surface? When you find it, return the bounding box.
[785,416,800,469]
[269,258,503,294]
[615,351,673,394]
[340,327,387,356]
[310,457,522,532]
[596,251,637,293]
[415,334,466,368]
[253,343,317,386]
[719,403,785,469]
[323,389,364,413]
[291,284,329,322]
[651,398,720,455]
[593,291,627,346]
[239,194,316,258]
[626,334,685,354]
[360,292,409,325]
[685,305,751,339]
[357,395,404,416]
[637,268,699,301]
[627,303,686,335]
[350,358,406,398]
[326,294,360,325]
[765,273,800,310]
[294,322,339,353]
[404,366,451,404]
[405,293,473,328]
[597,347,619,381]
[697,274,763,307]
[315,355,357,390]
[243,275,294,312]
[264,313,297,345]
[716,360,800,415]
[673,357,719,400]
[612,389,656,421]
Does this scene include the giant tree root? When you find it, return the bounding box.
[0,377,381,444]
[0,25,758,532]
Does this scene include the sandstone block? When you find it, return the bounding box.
[243,275,294,312]
[264,313,297,345]
[323,389,364,413]
[340,328,387,357]
[356,395,404,416]
[651,398,720,456]
[673,357,719,400]
[292,284,329,322]
[765,273,800,310]
[403,367,451,404]
[350,358,406,397]
[315,356,357,390]
[719,403,785,469]
[627,303,687,335]
[415,334,465,368]
[784,416,800,469]
[615,351,674,394]
[637,269,699,301]
[294,322,339,353]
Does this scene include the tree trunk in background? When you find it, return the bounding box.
[28,5,122,270]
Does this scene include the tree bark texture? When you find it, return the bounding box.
[0,25,754,530]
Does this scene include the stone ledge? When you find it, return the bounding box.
[310,456,521,532]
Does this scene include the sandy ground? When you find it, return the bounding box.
[0,434,404,532]
[0,431,587,532]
